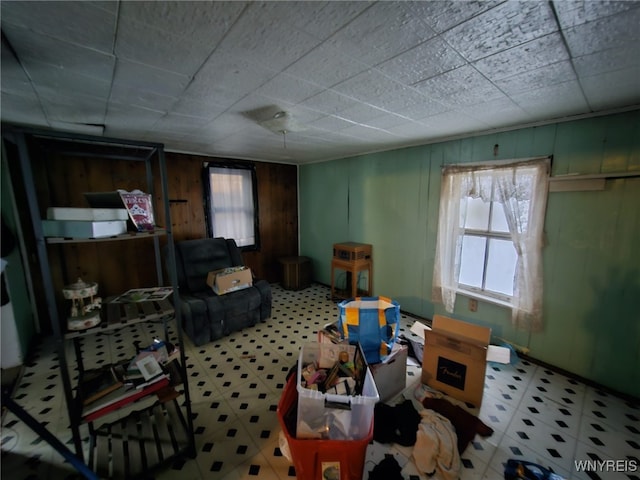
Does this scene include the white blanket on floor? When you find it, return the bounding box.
[412,409,461,480]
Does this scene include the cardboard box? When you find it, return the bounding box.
[206,267,252,295]
[370,344,408,403]
[421,315,491,407]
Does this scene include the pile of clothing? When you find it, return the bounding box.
[370,389,494,480]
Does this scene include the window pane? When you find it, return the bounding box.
[458,235,486,288]
[490,201,510,233]
[209,167,255,247]
[464,197,490,230]
[485,238,517,296]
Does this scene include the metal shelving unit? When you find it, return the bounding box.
[2,126,196,476]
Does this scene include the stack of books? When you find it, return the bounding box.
[78,340,181,422]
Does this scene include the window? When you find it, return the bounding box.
[459,195,517,301]
[432,157,550,330]
[204,163,259,249]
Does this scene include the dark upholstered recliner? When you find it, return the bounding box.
[168,238,272,346]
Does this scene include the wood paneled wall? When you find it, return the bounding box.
[163,152,299,281]
[10,140,298,334]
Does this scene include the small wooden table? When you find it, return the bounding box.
[279,256,312,290]
[331,242,373,299]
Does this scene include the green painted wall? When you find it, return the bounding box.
[300,110,640,398]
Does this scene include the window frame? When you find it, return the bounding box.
[203,162,260,251]
[457,191,516,305]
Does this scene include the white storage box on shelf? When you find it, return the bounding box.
[42,219,127,239]
[47,207,129,221]
[296,342,379,441]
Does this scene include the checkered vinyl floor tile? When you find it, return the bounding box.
[2,284,638,479]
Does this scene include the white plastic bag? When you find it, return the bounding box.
[278,430,292,462]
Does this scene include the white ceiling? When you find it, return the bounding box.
[1,1,639,164]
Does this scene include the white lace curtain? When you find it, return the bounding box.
[432,157,550,331]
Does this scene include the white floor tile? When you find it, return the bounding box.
[2,283,638,480]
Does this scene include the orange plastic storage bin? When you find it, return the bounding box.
[277,375,373,480]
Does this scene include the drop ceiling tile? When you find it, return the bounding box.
[364,112,419,131]
[285,43,369,88]
[48,122,105,137]
[336,104,392,124]
[193,113,257,141]
[377,36,467,85]
[0,1,116,52]
[120,1,245,42]
[116,2,243,77]
[331,69,447,121]
[181,80,248,111]
[406,0,504,34]
[296,129,354,147]
[308,115,357,132]
[143,130,189,146]
[105,103,165,131]
[285,129,332,146]
[0,92,47,126]
[473,33,569,81]
[511,80,589,120]
[1,0,639,164]
[413,65,504,108]
[573,46,640,78]
[463,97,532,128]
[113,59,190,98]
[1,43,36,96]
[411,110,490,137]
[26,60,111,100]
[341,124,402,143]
[298,89,359,116]
[332,69,403,103]
[163,138,212,155]
[115,22,212,77]
[553,0,639,29]
[0,71,33,98]
[325,2,437,66]
[170,96,228,120]
[281,106,326,127]
[258,1,369,41]
[152,113,214,136]
[185,52,278,102]
[562,8,640,58]
[382,120,432,139]
[3,25,115,80]
[255,73,324,105]
[377,87,450,121]
[215,3,322,72]
[40,93,107,125]
[495,60,577,96]
[443,1,557,62]
[212,129,290,160]
[581,68,640,111]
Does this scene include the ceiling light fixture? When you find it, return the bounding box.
[258,110,304,135]
[245,105,306,136]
